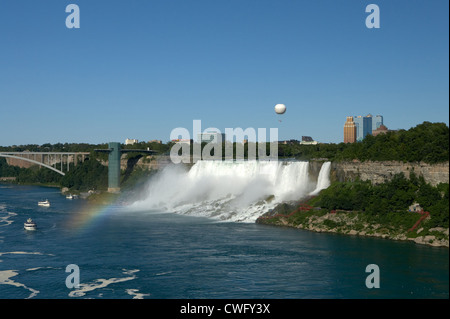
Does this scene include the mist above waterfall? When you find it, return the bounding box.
[128,161,331,222]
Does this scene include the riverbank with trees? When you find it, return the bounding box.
[0,121,449,245]
[257,172,449,247]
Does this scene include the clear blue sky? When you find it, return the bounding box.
[0,0,448,145]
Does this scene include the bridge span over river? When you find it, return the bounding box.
[0,142,156,192]
[0,151,90,175]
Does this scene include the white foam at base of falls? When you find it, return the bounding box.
[129,160,331,222]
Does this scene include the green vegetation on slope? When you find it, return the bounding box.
[60,158,108,192]
[0,121,448,192]
[278,121,449,163]
[260,172,449,239]
[308,172,449,228]
[0,157,62,185]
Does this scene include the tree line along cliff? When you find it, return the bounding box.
[0,121,448,191]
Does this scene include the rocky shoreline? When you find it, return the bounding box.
[257,209,449,248]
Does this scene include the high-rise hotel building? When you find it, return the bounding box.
[343,116,357,143]
[343,114,384,143]
[354,114,373,141]
[372,115,383,131]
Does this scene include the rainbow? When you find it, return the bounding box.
[65,199,121,234]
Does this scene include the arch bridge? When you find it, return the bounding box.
[0,152,90,176]
[1,143,156,193]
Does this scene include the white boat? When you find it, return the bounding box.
[38,199,50,207]
[66,194,73,199]
[24,218,37,230]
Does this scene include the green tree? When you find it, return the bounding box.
[61,159,108,191]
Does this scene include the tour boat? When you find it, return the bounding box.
[66,194,73,199]
[24,218,37,230]
[38,199,50,207]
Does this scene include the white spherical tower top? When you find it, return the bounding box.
[274,104,286,114]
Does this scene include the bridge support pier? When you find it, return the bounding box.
[107,142,121,193]
[93,142,155,193]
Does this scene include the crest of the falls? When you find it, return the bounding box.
[129,160,331,222]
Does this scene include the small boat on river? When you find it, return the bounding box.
[24,218,37,230]
[38,199,50,207]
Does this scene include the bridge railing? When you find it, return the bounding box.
[0,151,90,175]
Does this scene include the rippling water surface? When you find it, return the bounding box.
[0,184,448,299]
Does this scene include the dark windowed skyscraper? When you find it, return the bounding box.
[354,114,373,141]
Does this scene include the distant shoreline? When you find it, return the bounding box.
[257,210,449,248]
[0,180,60,188]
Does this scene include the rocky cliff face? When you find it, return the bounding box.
[5,157,36,169]
[330,161,449,186]
[129,158,449,187]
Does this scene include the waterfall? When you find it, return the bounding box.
[129,161,331,222]
[309,161,331,196]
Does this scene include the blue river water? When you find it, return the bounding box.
[0,184,448,299]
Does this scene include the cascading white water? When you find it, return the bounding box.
[309,161,331,196]
[129,161,331,222]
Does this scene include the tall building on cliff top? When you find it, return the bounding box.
[372,115,383,131]
[354,114,373,141]
[344,116,357,143]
